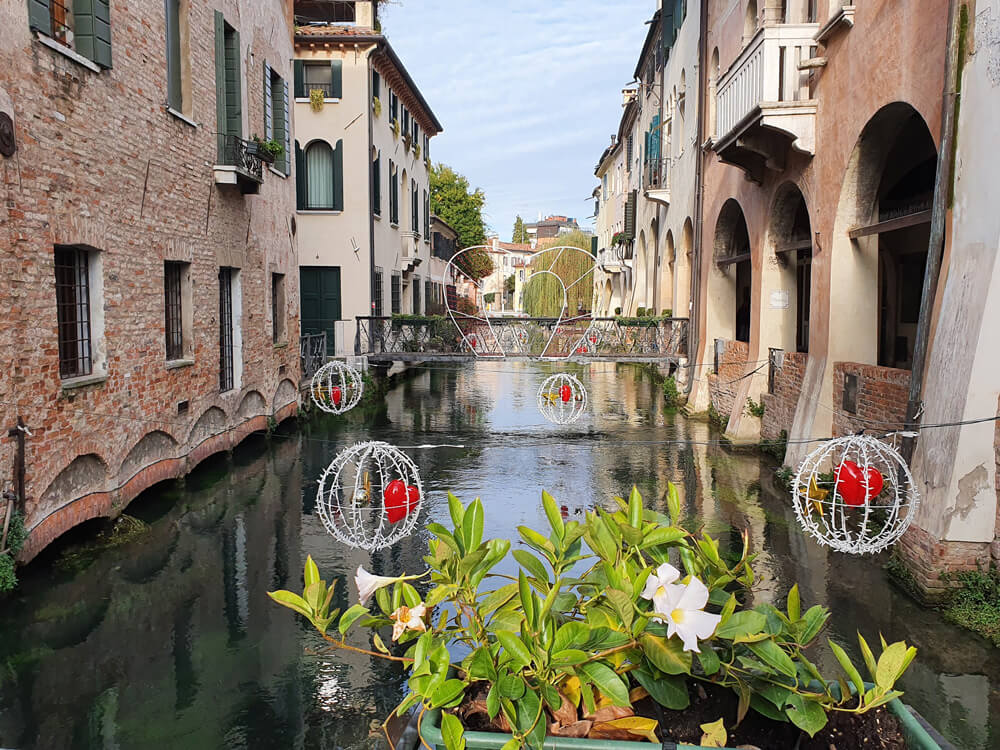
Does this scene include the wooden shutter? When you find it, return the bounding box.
[214,11,227,162]
[281,80,291,174]
[330,59,343,99]
[332,139,344,211]
[27,0,51,34]
[74,0,113,68]
[423,190,429,238]
[624,190,637,240]
[372,69,380,99]
[372,153,381,215]
[263,63,273,141]
[411,180,418,233]
[225,27,242,139]
[295,141,305,209]
[293,60,304,98]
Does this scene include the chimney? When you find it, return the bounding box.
[356,1,374,28]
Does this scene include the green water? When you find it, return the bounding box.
[0,362,996,749]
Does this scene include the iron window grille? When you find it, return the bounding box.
[412,276,421,314]
[164,262,184,360]
[391,274,401,314]
[373,267,384,316]
[303,64,334,98]
[219,268,235,392]
[54,245,92,379]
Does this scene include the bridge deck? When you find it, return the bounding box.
[365,353,681,364]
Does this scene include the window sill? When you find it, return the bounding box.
[268,165,289,179]
[166,358,195,370]
[297,209,343,215]
[61,373,108,391]
[165,107,197,127]
[273,341,288,350]
[390,222,399,228]
[374,212,382,220]
[36,34,102,73]
[295,97,341,104]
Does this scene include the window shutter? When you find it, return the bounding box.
[214,11,227,162]
[372,153,381,215]
[74,0,113,68]
[281,80,291,174]
[293,60,304,98]
[372,70,380,99]
[330,59,343,99]
[263,63,273,141]
[295,141,305,209]
[225,28,242,138]
[27,0,51,34]
[332,139,344,211]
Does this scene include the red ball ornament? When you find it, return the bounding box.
[384,480,409,523]
[560,384,572,403]
[835,460,868,507]
[331,386,343,406]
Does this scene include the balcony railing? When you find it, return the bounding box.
[400,231,420,259]
[300,332,327,380]
[715,24,819,144]
[215,134,264,194]
[304,82,336,98]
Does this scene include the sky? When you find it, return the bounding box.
[380,0,655,240]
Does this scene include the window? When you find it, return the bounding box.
[296,139,343,210]
[424,279,432,313]
[423,134,430,162]
[214,12,241,162]
[411,179,418,234]
[264,64,290,173]
[423,189,430,240]
[373,151,381,216]
[626,134,634,170]
[413,121,420,146]
[402,107,410,135]
[165,0,190,115]
[28,0,113,69]
[294,60,342,99]
[389,160,399,224]
[412,275,421,314]
[372,69,380,100]
[164,261,192,361]
[272,272,286,343]
[389,89,398,123]
[391,273,401,314]
[373,267,384,316]
[219,267,240,392]
[54,245,93,378]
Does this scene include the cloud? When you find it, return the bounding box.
[380,0,652,237]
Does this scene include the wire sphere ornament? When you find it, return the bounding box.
[537,373,588,425]
[792,434,919,555]
[316,441,423,551]
[310,360,364,414]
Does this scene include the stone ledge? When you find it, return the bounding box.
[61,373,109,391]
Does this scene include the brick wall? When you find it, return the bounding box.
[831,362,910,437]
[899,525,992,603]
[0,0,301,561]
[707,339,749,420]
[761,350,807,443]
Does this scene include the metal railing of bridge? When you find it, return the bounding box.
[355,316,688,362]
[300,332,327,380]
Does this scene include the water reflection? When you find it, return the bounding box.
[0,362,997,749]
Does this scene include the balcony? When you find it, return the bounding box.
[643,158,671,207]
[400,230,422,274]
[213,135,264,194]
[714,24,819,183]
[598,247,628,274]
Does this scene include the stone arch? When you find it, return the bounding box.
[273,378,299,413]
[237,389,267,419]
[187,406,228,448]
[709,48,720,139]
[744,1,759,45]
[662,230,676,314]
[37,454,109,520]
[710,199,752,343]
[677,218,694,319]
[765,182,813,354]
[634,229,648,312]
[677,71,686,154]
[119,430,179,483]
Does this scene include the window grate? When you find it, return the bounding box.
[391,274,401,315]
[373,267,384,316]
[164,262,184,360]
[412,276,421,314]
[219,268,234,391]
[54,246,92,379]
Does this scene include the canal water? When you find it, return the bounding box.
[0,362,997,749]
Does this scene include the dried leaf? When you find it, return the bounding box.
[598,716,659,743]
[588,722,633,741]
[549,720,592,738]
[587,705,634,723]
[550,693,578,727]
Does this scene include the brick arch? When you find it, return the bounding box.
[115,430,185,507]
[118,430,180,479]
[237,389,267,419]
[272,378,298,412]
[187,406,227,447]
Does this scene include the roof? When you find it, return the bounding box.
[497,242,533,252]
[632,10,661,81]
[294,25,443,135]
[430,214,459,238]
[527,216,579,228]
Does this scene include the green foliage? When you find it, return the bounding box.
[773,464,794,491]
[430,164,492,280]
[309,88,324,111]
[942,565,1000,646]
[707,402,727,429]
[522,232,594,318]
[269,488,918,748]
[483,292,496,305]
[504,274,515,295]
[512,215,530,244]
[762,430,789,464]
[746,397,765,419]
[0,553,16,592]
[662,376,680,408]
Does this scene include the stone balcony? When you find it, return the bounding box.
[400,230,422,274]
[643,158,671,207]
[714,23,819,183]
[598,247,628,274]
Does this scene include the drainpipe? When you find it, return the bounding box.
[364,45,377,357]
[685,0,708,396]
[901,0,962,462]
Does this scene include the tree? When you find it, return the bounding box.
[512,215,530,244]
[522,231,596,318]
[429,163,493,280]
[504,274,516,295]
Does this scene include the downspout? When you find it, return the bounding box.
[685,0,707,396]
[363,44,377,356]
[901,0,963,462]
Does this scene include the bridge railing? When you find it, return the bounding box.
[355,316,689,360]
[300,332,327,380]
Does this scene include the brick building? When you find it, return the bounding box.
[0,0,301,562]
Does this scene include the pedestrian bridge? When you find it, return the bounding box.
[354,316,689,363]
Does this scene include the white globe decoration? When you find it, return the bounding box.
[316,441,423,551]
[793,434,918,555]
[537,373,588,425]
[310,360,364,414]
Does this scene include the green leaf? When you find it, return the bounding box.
[499,739,519,750]
[513,550,550,586]
[427,524,461,554]
[714,610,767,640]
[553,621,589,653]
[486,683,500,719]
[372,632,389,654]
[578,661,630,707]
[441,711,466,750]
[304,555,320,587]
[375,586,391,615]
[750,694,788,722]
[619,522,643,547]
[551,649,589,665]
[467,647,497,680]
[542,490,564,541]
[875,641,912,690]
[699,717,727,747]
[633,666,689,709]
[627,486,643,528]
[448,492,465,530]
[426,584,457,607]
[785,696,828,737]
[498,672,526,700]
[640,633,693,676]
[518,570,536,627]
[799,605,829,645]
[747,639,798,678]
[858,633,878,682]
[479,583,519,616]
[666,481,681,523]
[431,679,466,709]
[495,630,532,669]
[518,526,556,561]
[697,646,721,676]
[304,581,325,612]
[401,582,421,608]
[786,584,801,622]
[462,498,484,551]
[829,640,866,701]
[338,604,369,635]
[267,589,312,618]
[639,526,687,548]
[396,691,424,716]
[606,589,634,630]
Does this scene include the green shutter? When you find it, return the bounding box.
[293,60,304,98]
[73,0,112,68]
[330,59,343,99]
[281,80,291,174]
[165,0,181,110]
[27,0,51,34]
[225,27,242,139]
[214,11,226,161]
[332,139,343,211]
[372,70,380,99]
[263,63,273,141]
[295,141,305,209]
[373,154,381,215]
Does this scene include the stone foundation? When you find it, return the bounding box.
[831,362,910,436]
[707,339,749,420]
[898,524,994,603]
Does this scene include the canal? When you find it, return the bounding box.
[0,362,997,749]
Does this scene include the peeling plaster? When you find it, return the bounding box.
[945,463,992,534]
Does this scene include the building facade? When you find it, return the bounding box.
[292,1,442,354]
[0,0,301,561]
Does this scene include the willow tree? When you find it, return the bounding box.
[522,231,595,317]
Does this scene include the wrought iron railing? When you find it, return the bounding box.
[644,158,671,191]
[300,332,327,380]
[217,134,264,184]
[305,82,336,98]
[355,317,689,360]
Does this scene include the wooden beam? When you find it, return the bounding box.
[775,239,812,255]
[848,210,932,240]
[715,252,751,268]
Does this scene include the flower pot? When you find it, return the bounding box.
[246,142,275,164]
[419,697,945,750]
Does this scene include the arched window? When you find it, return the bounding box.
[743,0,758,44]
[295,139,343,211]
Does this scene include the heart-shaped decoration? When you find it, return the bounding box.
[384,479,409,523]
[405,485,420,516]
[560,384,572,402]
[331,386,343,406]
[835,460,868,507]
[864,467,884,499]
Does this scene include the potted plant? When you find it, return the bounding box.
[425,154,433,171]
[374,96,383,117]
[248,135,283,165]
[415,142,422,160]
[403,132,413,153]
[393,117,401,138]
[310,88,325,112]
[270,488,940,749]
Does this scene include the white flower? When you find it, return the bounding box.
[641,562,682,604]
[354,566,400,605]
[650,576,721,653]
[389,604,427,641]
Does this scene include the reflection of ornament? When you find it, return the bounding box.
[311,360,364,415]
[537,373,588,425]
[316,441,423,550]
[793,435,917,555]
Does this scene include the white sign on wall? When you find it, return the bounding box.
[769,290,790,309]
